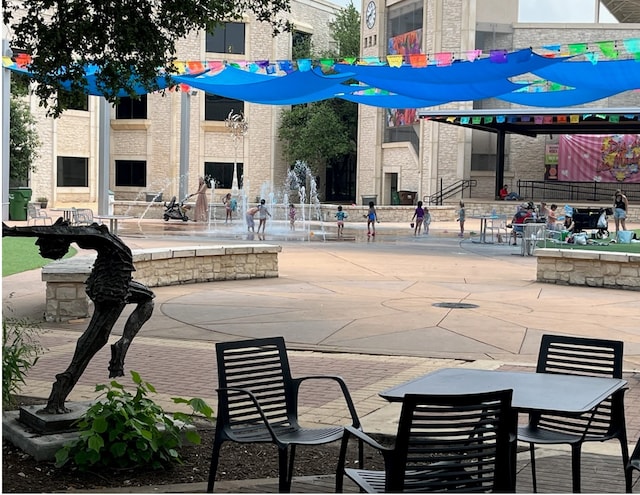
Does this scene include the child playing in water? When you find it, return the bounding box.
[364,201,378,236]
[288,204,296,231]
[423,207,431,234]
[335,205,348,237]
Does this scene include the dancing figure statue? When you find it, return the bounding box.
[2,219,155,414]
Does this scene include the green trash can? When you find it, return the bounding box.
[8,187,32,221]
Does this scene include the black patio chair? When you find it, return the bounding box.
[626,436,640,493]
[206,336,362,493]
[337,389,516,493]
[518,334,630,493]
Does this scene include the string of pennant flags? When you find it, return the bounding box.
[425,113,640,126]
[4,37,640,77]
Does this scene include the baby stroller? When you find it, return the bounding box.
[573,207,611,239]
[163,196,189,222]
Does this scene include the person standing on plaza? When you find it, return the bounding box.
[257,199,271,234]
[613,189,629,236]
[191,176,209,222]
[288,204,296,231]
[546,204,559,231]
[411,200,425,235]
[457,201,466,237]
[423,207,431,234]
[364,201,378,236]
[335,205,348,237]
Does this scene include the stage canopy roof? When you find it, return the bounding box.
[4,38,640,110]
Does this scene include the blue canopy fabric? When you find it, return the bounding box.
[4,51,640,109]
[173,66,356,104]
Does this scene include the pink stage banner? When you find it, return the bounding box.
[557,134,640,183]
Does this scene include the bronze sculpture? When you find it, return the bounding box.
[2,219,155,413]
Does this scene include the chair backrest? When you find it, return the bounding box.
[27,203,39,218]
[215,337,296,434]
[387,390,516,493]
[534,334,624,437]
[73,208,94,225]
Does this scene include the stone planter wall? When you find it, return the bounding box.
[41,244,281,322]
[536,249,640,290]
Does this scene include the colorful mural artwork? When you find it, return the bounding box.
[558,134,640,183]
[388,28,423,56]
[386,28,423,127]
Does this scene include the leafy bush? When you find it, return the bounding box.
[2,317,45,408]
[55,371,213,471]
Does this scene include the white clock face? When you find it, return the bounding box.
[366,1,376,29]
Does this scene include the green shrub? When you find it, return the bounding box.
[55,371,213,471]
[2,317,45,408]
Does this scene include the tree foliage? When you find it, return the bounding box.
[278,4,360,173]
[9,77,40,185]
[327,3,361,58]
[278,102,352,172]
[3,0,293,116]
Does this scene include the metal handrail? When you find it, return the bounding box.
[425,179,477,205]
[517,180,640,202]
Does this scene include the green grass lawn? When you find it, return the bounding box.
[2,237,76,277]
[540,229,640,253]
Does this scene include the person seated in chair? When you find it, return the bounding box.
[510,203,533,245]
[563,214,575,233]
[500,184,522,201]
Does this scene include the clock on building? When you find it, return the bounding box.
[366,1,376,29]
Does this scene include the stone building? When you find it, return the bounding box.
[357,0,640,206]
[24,0,342,210]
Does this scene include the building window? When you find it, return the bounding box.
[206,22,245,54]
[115,160,147,187]
[59,91,89,111]
[471,154,497,171]
[292,30,312,59]
[57,157,88,187]
[116,95,147,119]
[205,162,243,189]
[205,95,244,121]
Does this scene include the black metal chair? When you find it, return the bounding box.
[337,389,516,493]
[518,334,629,493]
[207,336,362,493]
[626,437,640,493]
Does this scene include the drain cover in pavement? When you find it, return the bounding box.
[433,302,479,309]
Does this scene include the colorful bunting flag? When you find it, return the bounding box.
[489,50,507,63]
[597,41,618,59]
[435,52,453,67]
[623,38,640,54]
[408,54,427,67]
[568,43,587,55]
[465,50,482,62]
[297,59,312,71]
[387,54,403,67]
[570,115,580,123]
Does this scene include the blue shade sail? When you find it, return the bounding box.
[173,66,356,103]
[532,59,640,92]
[497,86,622,107]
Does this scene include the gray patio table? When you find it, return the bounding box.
[379,367,627,414]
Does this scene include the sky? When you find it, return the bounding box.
[335,0,618,23]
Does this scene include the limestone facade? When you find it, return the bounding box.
[356,0,640,206]
[26,0,341,209]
